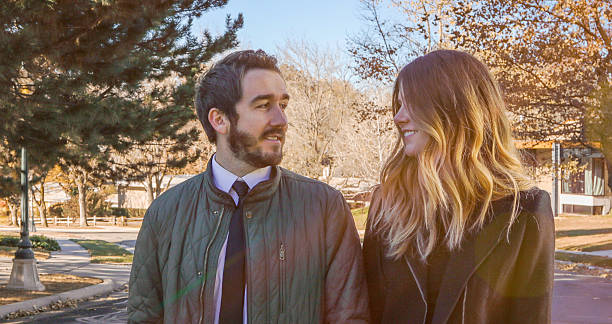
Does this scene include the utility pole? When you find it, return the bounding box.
[7,147,45,291]
[551,142,561,218]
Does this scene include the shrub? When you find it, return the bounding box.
[88,190,112,217]
[110,207,128,217]
[0,235,19,247]
[47,188,112,219]
[127,208,147,218]
[49,203,63,218]
[0,235,60,251]
[31,235,60,251]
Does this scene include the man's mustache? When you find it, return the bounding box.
[260,128,286,140]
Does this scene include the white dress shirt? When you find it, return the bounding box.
[211,154,271,324]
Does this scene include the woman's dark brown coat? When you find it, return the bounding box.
[363,189,554,324]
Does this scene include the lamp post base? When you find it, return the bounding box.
[7,259,45,291]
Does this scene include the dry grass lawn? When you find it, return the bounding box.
[0,273,102,306]
[0,246,50,259]
[71,239,133,264]
[352,207,369,232]
[555,214,612,251]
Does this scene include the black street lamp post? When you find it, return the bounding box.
[15,147,35,260]
[7,147,45,290]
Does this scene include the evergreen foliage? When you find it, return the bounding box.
[0,0,243,200]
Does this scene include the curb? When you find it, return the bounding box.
[555,259,612,274]
[556,249,612,258]
[0,278,122,319]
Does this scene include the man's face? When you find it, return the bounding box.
[229,69,289,168]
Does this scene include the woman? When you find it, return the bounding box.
[363,50,554,324]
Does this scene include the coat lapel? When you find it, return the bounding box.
[404,254,428,323]
[431,204,514,324]
[404,254,428,302]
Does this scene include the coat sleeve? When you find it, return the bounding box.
[362,190,386,324]
[507,190,555,324]
[324,191,370,323]
[127,207,164,324]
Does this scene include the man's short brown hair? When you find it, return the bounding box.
[194,49,281,143]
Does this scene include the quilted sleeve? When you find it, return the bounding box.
[128,207,164,324]
[324,190,370,323]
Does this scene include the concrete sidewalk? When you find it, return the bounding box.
[0,239,131,319]
[557,248,612,259]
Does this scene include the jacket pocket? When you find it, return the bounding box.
[279,242,287,313]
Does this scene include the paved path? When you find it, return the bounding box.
[0,239,131,285]
[0,237,131,323]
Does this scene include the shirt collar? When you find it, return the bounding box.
[211,153,271,193]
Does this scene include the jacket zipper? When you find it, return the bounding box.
[279,242,286,313]
[198,208,225,324]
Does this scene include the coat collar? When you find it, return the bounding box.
[404,198,516,324]
[203,157,282,207]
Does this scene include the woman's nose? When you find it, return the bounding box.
[394,105,410,125]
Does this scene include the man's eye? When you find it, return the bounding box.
[280,103,288,110]
[256,103,269,109]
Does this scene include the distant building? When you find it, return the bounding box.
[38,182,71,205]
[107,174,197,209]
[518,141,611,215]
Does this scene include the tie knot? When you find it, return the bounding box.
[232,180,249,201]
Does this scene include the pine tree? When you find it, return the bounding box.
[0,0,243,226]
[112,76,202,207]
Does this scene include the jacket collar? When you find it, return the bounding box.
[404,199,515,324]
[210,154,272,194]
[203,157,282,207]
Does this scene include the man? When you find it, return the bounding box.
[128,50,369,323]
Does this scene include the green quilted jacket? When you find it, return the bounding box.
[127,161,369,323]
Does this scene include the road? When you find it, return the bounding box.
[552,271,612,324]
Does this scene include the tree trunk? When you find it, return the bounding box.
[36,202,48,227]
[38,184,48,227]
[31,184,49,227]
[157,173,173,198]
[8,203,18,227]
[145,176,155,207]
[77,178,88,226]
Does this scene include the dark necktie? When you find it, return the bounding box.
[219,180,249,323]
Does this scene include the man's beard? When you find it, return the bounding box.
[228,126,284,168]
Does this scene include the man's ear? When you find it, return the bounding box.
[208,108,230,135]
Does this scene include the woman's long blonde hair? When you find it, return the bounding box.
[371,50,533,261]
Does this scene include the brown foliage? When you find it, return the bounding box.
[451,0,611,146]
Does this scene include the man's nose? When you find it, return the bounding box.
[270,105,288,128]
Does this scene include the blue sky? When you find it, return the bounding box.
[193,0,365,54]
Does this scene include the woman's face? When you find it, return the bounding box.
[393,93,429,156]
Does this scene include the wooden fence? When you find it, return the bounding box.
[31,215,144,226]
